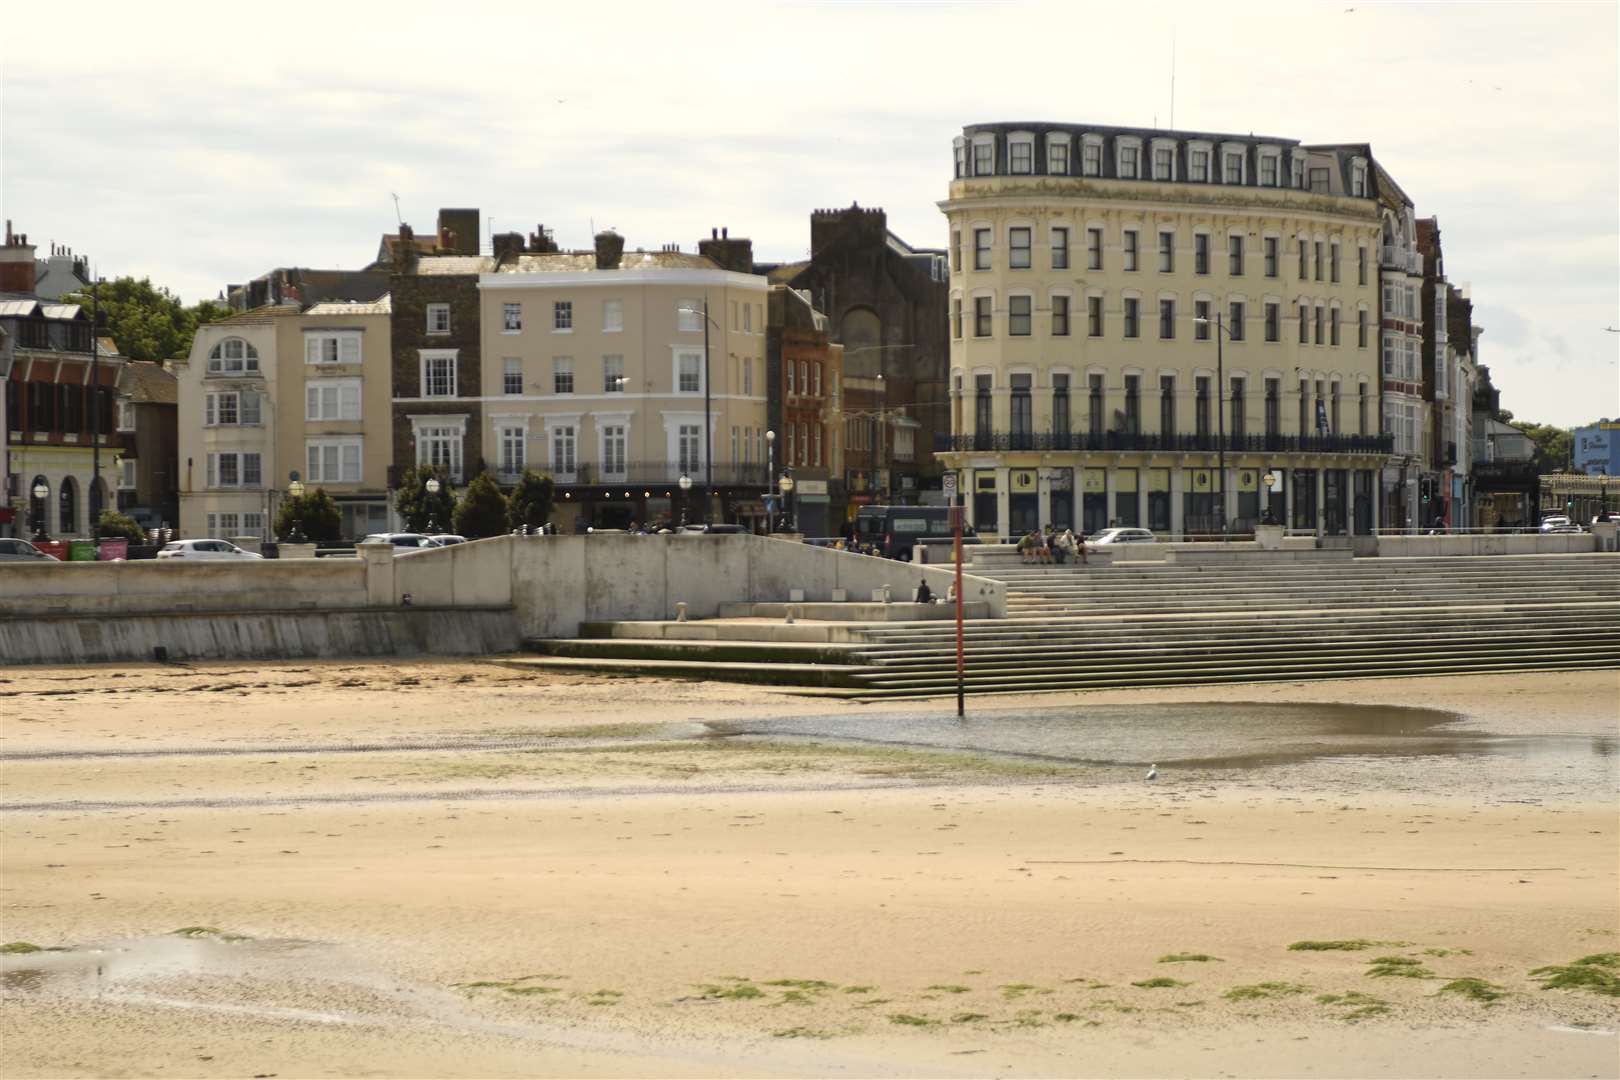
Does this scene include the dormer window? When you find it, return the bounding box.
[207,337,259,375]
[1008,132,1034,174]
[1221,144,1246,185]
[1258,146,1280,187]
[1081,135,1103,177]
[1047,134,1070,175]
[1350,158,1368,197]
[1290,156,1305,189]
[972,135,994,176]
[1187,141,1212,182]
[1116,137,1143,179]
[1151,138,1177,181]
[953,137,966,178]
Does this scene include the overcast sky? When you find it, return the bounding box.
[3,0,1615,426]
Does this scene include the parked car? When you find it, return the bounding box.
[155,539,263,560]
[360,532,434,552]
[1088,527,1157,545]
[1539,515,1583,534]
[853,505,980,560]
[423,534,467,547]
[0,538,58,562]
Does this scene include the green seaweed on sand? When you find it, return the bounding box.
[1224,982,1311,1000]
[1132,976,1189,989]
[1288,939,1404,952]
[1528,955,1620,997]
[1158,953,1221,963]
[1436,978,1507,1004]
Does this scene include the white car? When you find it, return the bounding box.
[156,539,263,560]
[423,534,467,547]
[361,532,435,552]
[1088,527,1157,545]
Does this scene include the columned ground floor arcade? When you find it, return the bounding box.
[939,446,1388,540]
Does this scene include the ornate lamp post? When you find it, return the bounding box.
[285,477,307,542]
[31,480,51,543]
[678,473,692,528]
[424,477,441,534]
[778,471,796,533]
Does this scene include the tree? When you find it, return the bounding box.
[394,465,456,533]
[58,277,230,362]
[1512,421,1574,474]
[96,509,146,543]
[275,487,342,542]
[507,470,556,531]
[453,471,509,539]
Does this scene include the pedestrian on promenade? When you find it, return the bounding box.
[1037,525,1054,564]
[915,579,933,604]
[1074,527,1089,565]
[1050,525,1067,565]
[1017,529,1038,564]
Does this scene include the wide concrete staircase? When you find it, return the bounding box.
[523,553,1620,698]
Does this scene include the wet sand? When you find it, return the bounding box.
[2,663,1617,1078]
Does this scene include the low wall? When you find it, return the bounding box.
[0,557,368,616]
[1376,533,1599,558]
[0,608,519,665]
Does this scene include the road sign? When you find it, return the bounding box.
[942,473,958,501]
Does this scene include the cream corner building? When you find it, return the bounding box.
[940,122,1393,538]
[176,297,392,541]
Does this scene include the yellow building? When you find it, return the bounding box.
[176,297,393,541]
[940,122,1393,538]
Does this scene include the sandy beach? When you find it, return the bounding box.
[2,662,1617,1078]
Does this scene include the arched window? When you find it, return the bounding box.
[58,476,77,535]
[207,337,260,374]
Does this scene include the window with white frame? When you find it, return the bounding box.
[499,425,525,475]
[1351,160,1367,197]
[1189,148,1210,182]
[603,354,625,393]
[503,302,522,332]
[1009,135,1033,174]
[677,300,702,332]
[119,457,137,488]
[305,380,360,421]
[503,358,523,395]
[551,425,576,475]
[417,424,463,479]
[1152,145,1174,180]
[1222,148,1245,184]
[553,356,574,395]
[1291,156,1304,189]
[603,299,623,332]
[304,331,361,365]
[743,303,753,332]
[1118,142,1141,179]
[602,424,626,477]
[1008,295,1032,336]
[1382,333,1397,376]
[244,512,264,535]
[974,228,992,270]
[116,399,135,433]
[305,438,361,483]
[426,304,450,334]
[1158,230,1174,272]
[205,390,260,426]
[677,351,702,393]
[1009,227,1032,268]
[972,137,993,175]
[1051,226,1070,269]
[677,424,702,473]
[1123,229,1139,271]
[422,352,456,398]
[787,362,796,394]
[953,138,966,177]
[1047,137,1069,174]
[1259,152,1279,186]
[553,300,572,331]
[208,513,239,536]
[742,356,753,396]
[207,337,259,374]
[1082,138,1102,176]
[205,451,261,488]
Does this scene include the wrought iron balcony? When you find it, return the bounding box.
[938,431,1394,455]
[498,462,775,488]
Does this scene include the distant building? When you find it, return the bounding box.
[1573,421,1620,476]
[387,210,771,531]
[32,242,92,301]
[115,360,180,532]
[939,122,1390,537]
[766,284,843,534]
[760,205,949,519]
[2,221,124,539]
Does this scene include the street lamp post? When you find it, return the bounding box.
[765,429,776,533]
[285,477,307,542]
[31,480,50,543]
[424,476,441,534]
[778,471,796,533]
[678,473,692,527]
[1194,312,1229,537]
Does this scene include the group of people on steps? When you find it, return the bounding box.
[1016,525,1087,565]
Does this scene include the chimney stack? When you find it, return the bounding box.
[0,219,39,293]
[594,229,625,271]
[435,208,480,256]
[699,227,754,274]
[529,224,559,253]
[492,232,526,263]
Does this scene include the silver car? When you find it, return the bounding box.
[0,538,58,562]
[1088,527,1157,545]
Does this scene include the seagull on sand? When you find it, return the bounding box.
[1146,764,1158,782]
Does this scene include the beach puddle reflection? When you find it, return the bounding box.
[711,702,1619,795]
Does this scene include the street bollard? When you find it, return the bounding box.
[676,601,688,622]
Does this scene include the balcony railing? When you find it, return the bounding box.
[496,462,775,488]
[938,431,1394,455]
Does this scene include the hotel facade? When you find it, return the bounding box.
[939,122,1395,538]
